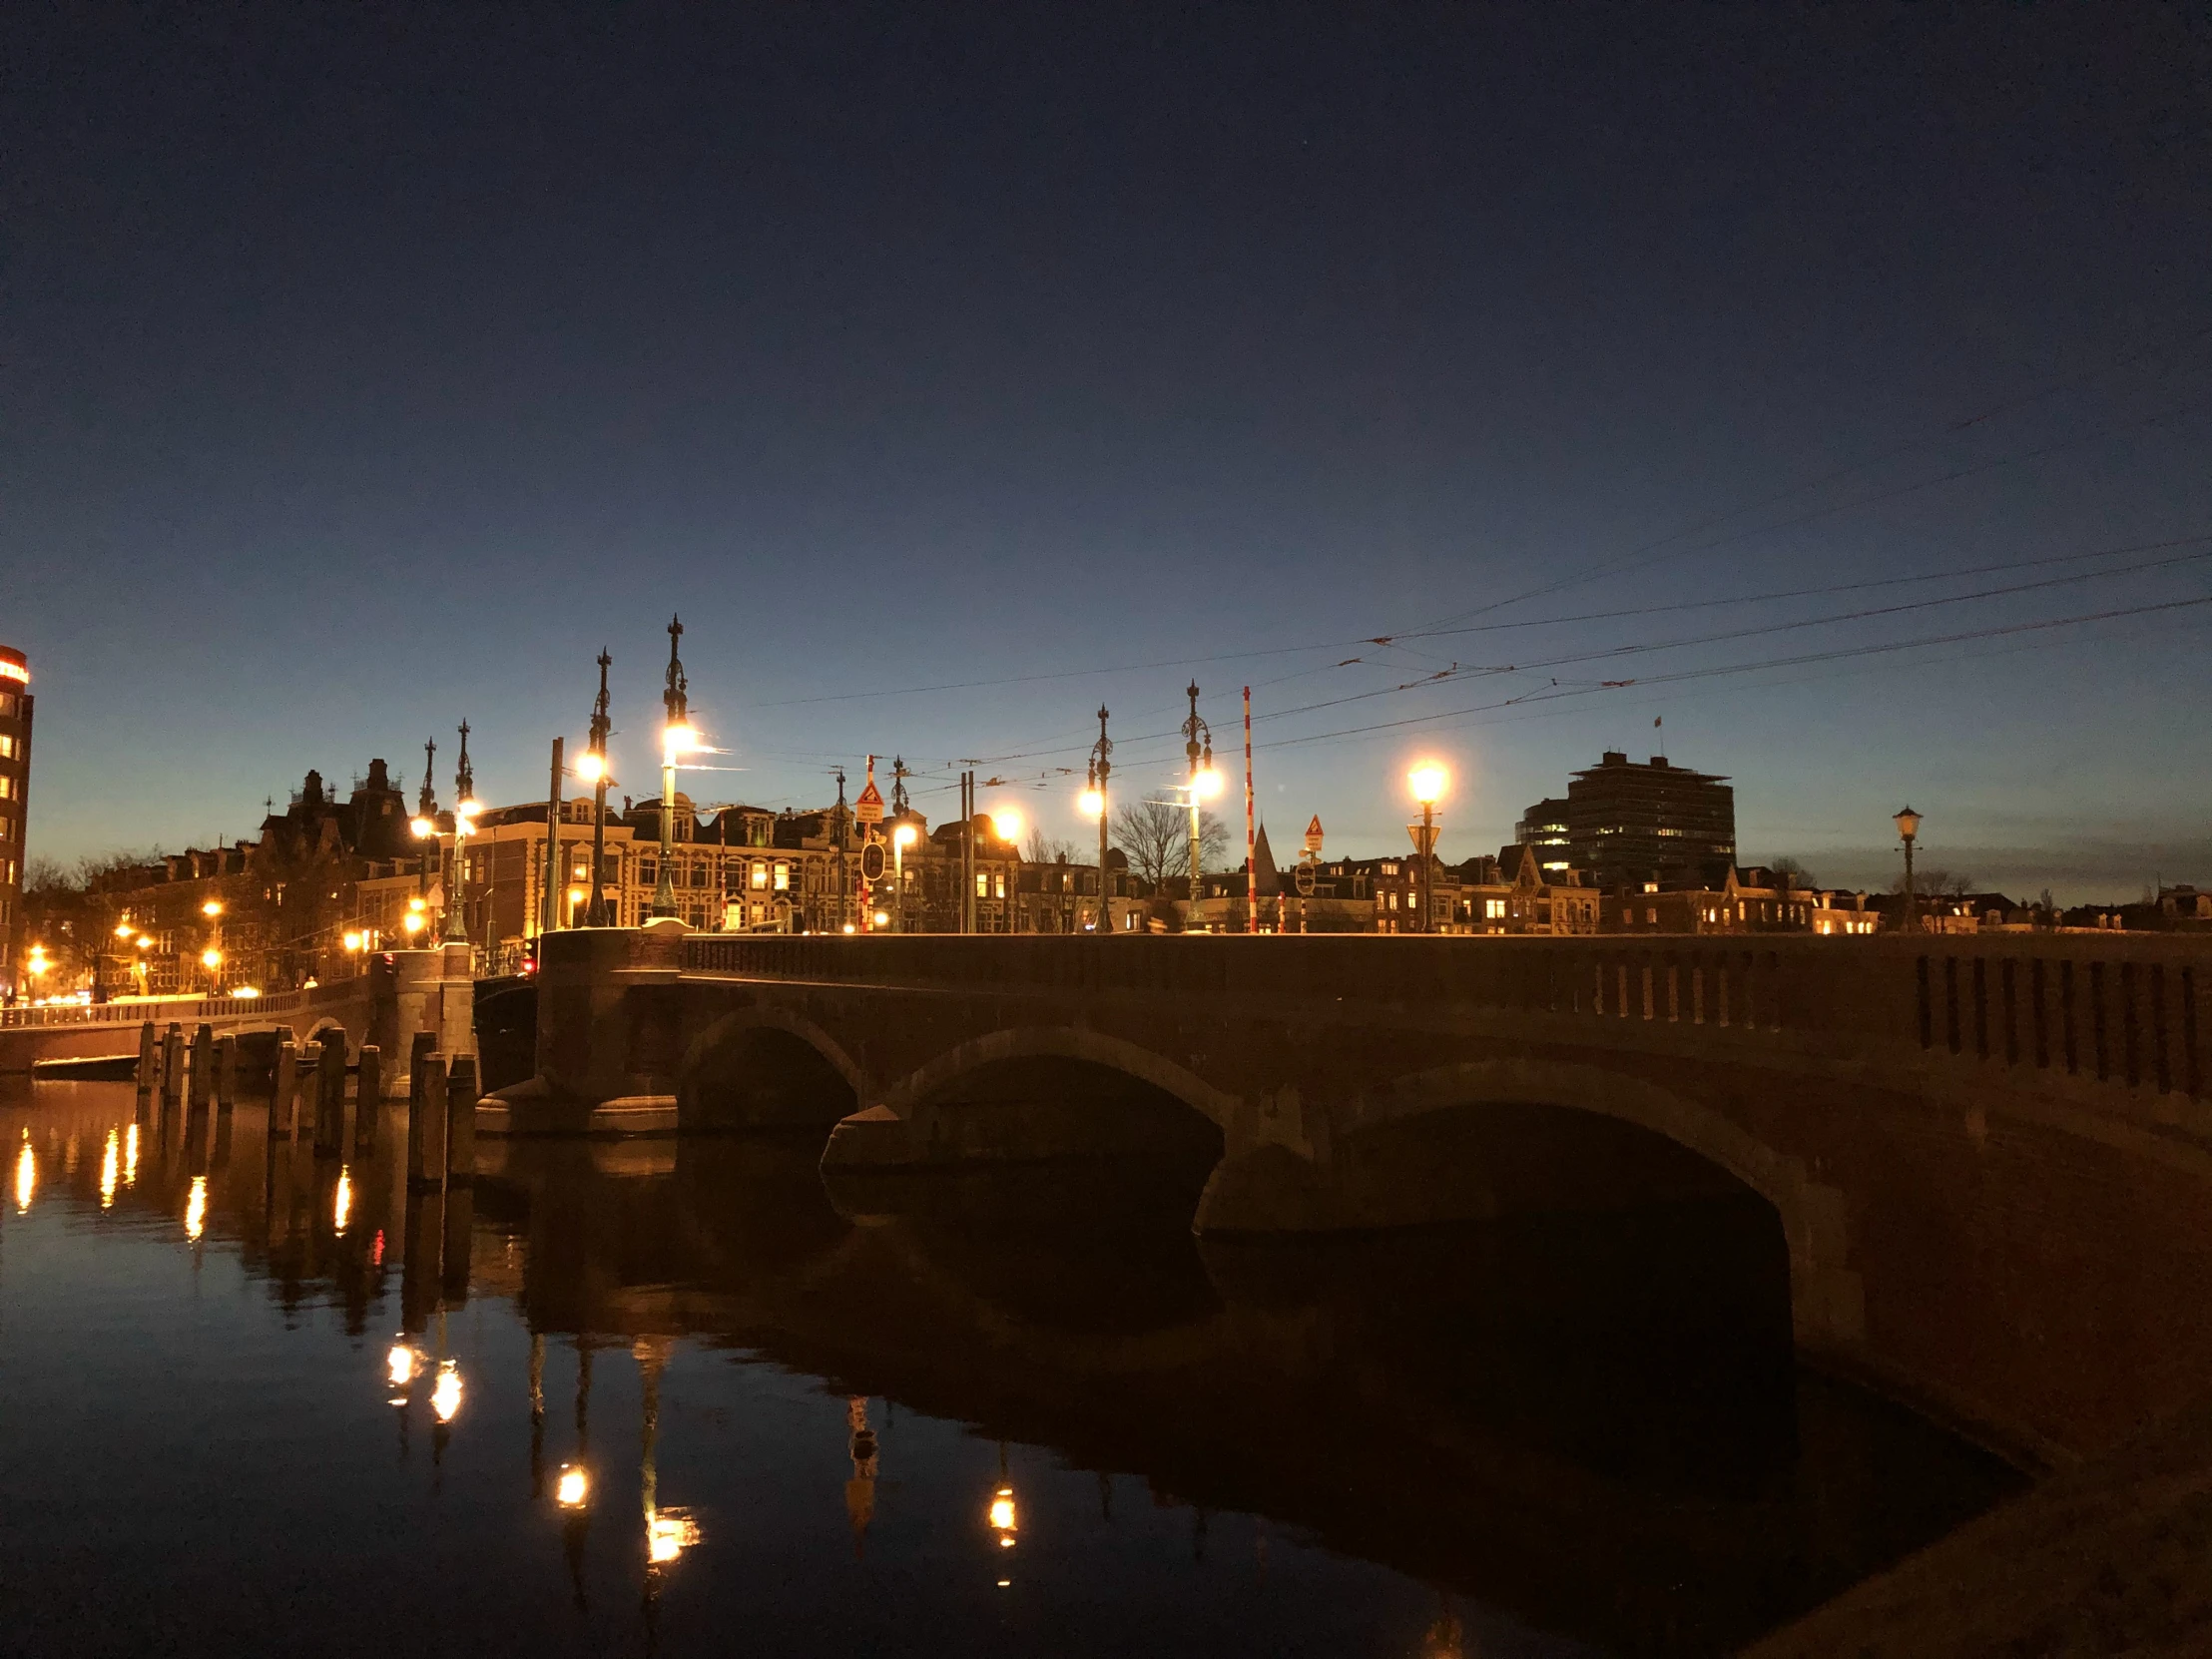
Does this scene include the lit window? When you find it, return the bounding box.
[773,863,789,891]
[751,861,768,889]
[994,874,1005,899]
[975,873,988,897]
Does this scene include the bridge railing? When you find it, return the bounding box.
[682,931,2212,1107]
[0,988,313,1031]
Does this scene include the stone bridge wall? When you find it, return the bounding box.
[526,924,2212,1467]
[0,944,475,1091]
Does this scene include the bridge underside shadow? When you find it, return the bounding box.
[679,1022,858,1134]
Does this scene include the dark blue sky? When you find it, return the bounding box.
[7,5,2210,897]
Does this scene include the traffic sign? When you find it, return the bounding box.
[1303,814,1324,854]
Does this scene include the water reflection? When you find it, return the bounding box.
[0,1083,2023,1658]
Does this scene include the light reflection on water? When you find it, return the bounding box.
[0,1081,2019,1657]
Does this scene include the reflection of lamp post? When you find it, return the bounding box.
[1408,764,1447,935]
[1894,806,1923,934]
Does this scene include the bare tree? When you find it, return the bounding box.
[1110,802,1229,887]
[1022,828,1079,864]
[1769,855,1815,887]
[1892,867,1972,897]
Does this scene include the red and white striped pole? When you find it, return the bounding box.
[1244,686,1257,934]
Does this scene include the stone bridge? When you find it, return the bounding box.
[0,944,474,1090]
[511,920,2212,1470]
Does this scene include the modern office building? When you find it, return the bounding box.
[1558,750,1735,891]
[1514,797,1573,875]
[0,645,31,998]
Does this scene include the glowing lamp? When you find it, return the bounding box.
[342,931,363,952]
[1191,767,1223,799]
[1408,764,1448,807]
[663,722,697,757]
[575,751,606,784]
[114,922,134,938]
[872,910,889,926]
[647,1509,699,1564]
[200,947,223,970]
[555,1465,590,1509]
[25,946,49,977]
[410,817,435,839]
[407,895,427,912]
[892,824,917,849]
[989,808,1023,843]
[135,935,151,950]
[1893,806,1922,843]
[841,923,856,934]
[454,799,480,822]
[201,899,224,917]
[1078,788,1105,821]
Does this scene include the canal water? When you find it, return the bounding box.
[0,1081,2017,1657]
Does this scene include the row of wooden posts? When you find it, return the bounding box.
[132,1019,477,1187]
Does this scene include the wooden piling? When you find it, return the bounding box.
[409,1055,448,1189]
[188,1023,215,1111]
[272,1039,298,1138]
[444,1053,478,1186]
[135,1021,158,1099]
[352,1044,381,1154]
[312,1029,347,1156]
[215,1034,239,1111]
[160,1023,185,1106]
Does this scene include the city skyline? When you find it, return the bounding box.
[7,6,2210,901]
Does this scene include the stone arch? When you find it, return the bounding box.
[878,1025,1239,1128]
[678,1006,867,1132]
[1203,1055,1863,1353]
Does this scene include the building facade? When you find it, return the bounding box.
[0,646,29,998]
[1549,751,1736,892]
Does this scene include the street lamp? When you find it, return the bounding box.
[1084,706,1112,934]
[654,617,690,921]
[583,650,614,927]
[1408,763,1448,935]
[1894,806,1923,934]
[1182,683,1217,924]
[988,806,1023,846]
[891,823,917,932]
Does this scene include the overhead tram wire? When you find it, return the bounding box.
[743,527,2212,769]
[1256,593,2212,754]
[1393,320,2212,639]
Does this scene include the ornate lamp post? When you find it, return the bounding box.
[582,650,614,926]
[445,722,477,948]
[891,823,917,933]
[1081,706,1111,934]
[1181,683,1218,925]
[1894,806,1922,933]
[654,617,691,920]
[1407,764,1447,935]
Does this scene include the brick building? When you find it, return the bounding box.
[0,646,30,998]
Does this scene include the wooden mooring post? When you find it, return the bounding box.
[312,1029,347,1157]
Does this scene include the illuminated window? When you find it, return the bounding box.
[1484,898,1505,919]
[773,863,789,891]
[0,736,12,758]
[751,861,768,889]
[994,874,1005,899]
[1646,908,1657,924]
[0,777,12,799]
[975,872,988,897]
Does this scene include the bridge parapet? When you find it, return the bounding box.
[682,931,2212,1133]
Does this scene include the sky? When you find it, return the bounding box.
[6,4,2211,901]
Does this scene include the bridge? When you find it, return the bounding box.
[500,921,2212,1471]
[0,943,474,1089]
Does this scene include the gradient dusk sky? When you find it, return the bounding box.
[6,5,2210,899]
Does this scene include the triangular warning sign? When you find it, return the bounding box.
[1303,814,1324,853]
[855,779,885,824]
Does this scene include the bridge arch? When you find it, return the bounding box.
[879,1025,1239,1128]
[1208,1055,1865,1354]
[678,1006,866,1132]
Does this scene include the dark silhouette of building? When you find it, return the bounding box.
[1553,751,1735,891]
[1514,797,1572,875]
[0,645,30,998]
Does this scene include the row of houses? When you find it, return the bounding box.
[34,755,2189,1000]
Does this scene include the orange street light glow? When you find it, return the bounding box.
[1408,763,1448,806]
